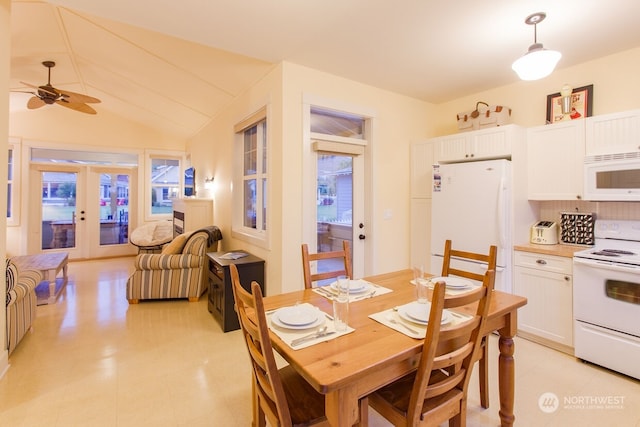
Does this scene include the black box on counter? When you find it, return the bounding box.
[560,212,596,246]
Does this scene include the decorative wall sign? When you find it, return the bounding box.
[546,84,593,124]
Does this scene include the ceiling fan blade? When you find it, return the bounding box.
[57,89,101,104]
[27,96,46,109]
[55,100,97,115]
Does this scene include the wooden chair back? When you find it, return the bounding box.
[440,239,497,408]
[230,264,292,426]
[369,269,495,426]
[301,240,352,289]
[441,239,498,283]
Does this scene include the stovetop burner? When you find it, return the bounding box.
[591,249,637,257]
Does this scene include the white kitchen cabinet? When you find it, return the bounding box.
[410,198,431,269]
[586,109,640,156]
[435,124,518,163]
[527,120,585,200]
[513,250,573,354]
[410,140,435,198]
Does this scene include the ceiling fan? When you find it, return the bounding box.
[18,61,101,114]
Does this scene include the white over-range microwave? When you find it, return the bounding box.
[584,153,640,200]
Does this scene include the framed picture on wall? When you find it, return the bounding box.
[546,84,593,124]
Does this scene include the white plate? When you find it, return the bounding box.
[330,279,370,294]
[428,276,473,289]
[271,310,326,330]
[397,302,450,325]
[275,305,318,326]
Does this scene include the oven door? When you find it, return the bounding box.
[573,257,640,337]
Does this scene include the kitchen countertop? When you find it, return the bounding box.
[513,243,589,258]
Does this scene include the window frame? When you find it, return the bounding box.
[232,106,270,248]
[144,150,185,221]
[7,139,21,226]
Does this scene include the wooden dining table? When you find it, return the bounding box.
[261,269,527,427]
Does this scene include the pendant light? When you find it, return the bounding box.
[512,12,561,81]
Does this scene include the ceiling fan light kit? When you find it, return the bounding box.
[19,61,101,114]
[512,12,561,81]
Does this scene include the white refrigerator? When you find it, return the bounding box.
[430,159,515,293]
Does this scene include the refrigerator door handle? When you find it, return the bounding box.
[497,174,507,248]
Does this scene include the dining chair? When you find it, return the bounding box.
[368,269,495,427]
[301,240,352,289]
[440,239,497,409]
[230,263,328,426]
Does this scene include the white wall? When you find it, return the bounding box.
[187,62,435,295]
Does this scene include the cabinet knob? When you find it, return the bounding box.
[576,195,582,200]
[536,259,547,265]
[564,276,570,281]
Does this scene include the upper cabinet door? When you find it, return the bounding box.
[435,125,515,163]
[586,110,640,156]
[527,120,586,200]
[410,140,435,198]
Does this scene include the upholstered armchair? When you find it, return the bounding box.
[126,228,220,303]
[6,259,41,355]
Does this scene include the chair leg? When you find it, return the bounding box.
[128,299,139,304]
[479,336,489,409]
[356,397,368,426]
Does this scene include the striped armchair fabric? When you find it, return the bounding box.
[6,259,41,355]
[126,230,209,303]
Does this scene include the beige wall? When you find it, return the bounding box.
[434,47,640,135]
[1,0,10,376]
[187,62,434,295]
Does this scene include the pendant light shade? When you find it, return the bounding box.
[512,12,561,81]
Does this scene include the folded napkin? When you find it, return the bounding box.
[312,280,393,302]
[369,306,474,339]
[267,304,354,350]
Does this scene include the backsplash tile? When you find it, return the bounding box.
[537,201,640,223]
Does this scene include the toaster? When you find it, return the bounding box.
[530,221,559,245]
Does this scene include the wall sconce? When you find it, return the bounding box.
[204,176,215,190]
[512,12,561,81]
[560,84,573,115]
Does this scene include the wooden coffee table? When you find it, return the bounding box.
[12,252,69,305]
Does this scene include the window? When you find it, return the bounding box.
[233,107,268,246]
[7,148,14,219]
[149,156,181,216]
[7,142,21,226]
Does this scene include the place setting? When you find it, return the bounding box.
[312,276,392,302]
[410,266,479,296]
[369,280,473,339]
[267,302,354,349]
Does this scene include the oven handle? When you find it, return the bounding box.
[573,257,640,272]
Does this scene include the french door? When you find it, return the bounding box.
[29,164,137,259]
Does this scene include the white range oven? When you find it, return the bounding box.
[573,219,640,380]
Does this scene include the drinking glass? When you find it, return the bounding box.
[416,277,430,303]
[333,275,349,331]
[413,265,424,284]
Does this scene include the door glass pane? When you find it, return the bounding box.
[316,154,353,279]
[99,173,129,246]
[42,172,77,250]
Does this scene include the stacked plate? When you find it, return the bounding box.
[271,305,325,330]
[330,279,371,294]
[397,301,450,325]
[428,276,473,290]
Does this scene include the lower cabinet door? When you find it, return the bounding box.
[514,265,573,347]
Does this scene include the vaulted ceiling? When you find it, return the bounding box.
[9,0,640,139]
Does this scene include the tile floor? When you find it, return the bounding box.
[1,257,639,426]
